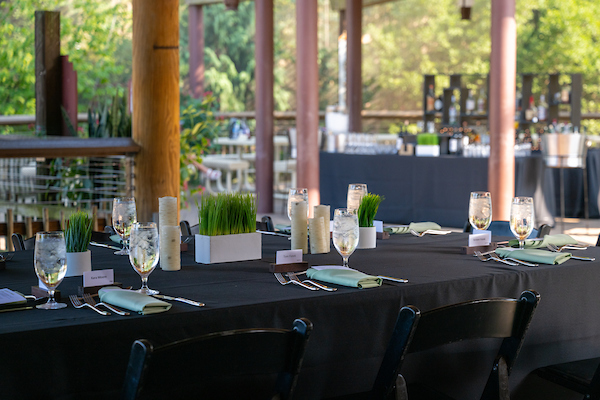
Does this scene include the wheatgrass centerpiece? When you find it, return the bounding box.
[357,193,383,249]
[64,211,94,276]
[195,193,261,264]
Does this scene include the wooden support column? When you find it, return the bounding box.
[488,0,516,220]
[346,0,362,132]
[35,11,62,136]
[296,0,320,213]
[255,0,274,213]
[133,0,180,222]
[61,55,78,136]
[188,4,204,98]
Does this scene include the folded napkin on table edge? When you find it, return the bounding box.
[495,248,571,265]
[306,266,382,289]
[508,234,579,249]
[384,222,442,234]
[98,286,172,315]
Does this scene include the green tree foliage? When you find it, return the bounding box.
[0,0,131,119]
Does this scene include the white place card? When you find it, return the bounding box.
[0,288,26,305]
[374,220,384,233]
[276,249,303,265]
[469,232,492,247]
[38,279,48,291]
[83,269,114,288]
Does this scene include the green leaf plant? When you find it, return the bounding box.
[198,193,257,236]
[64,211,94,253]
[357,193,384,228]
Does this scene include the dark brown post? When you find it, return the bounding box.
[255,0,274,213]
[346,0,362,132]
[296,0,320,213]
[488,0,516,220]
[35,11,62,136]
[61,56,78,136]
[189,4,204,98]
[132,0,180,222]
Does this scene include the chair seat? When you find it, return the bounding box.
[535,358,600,394]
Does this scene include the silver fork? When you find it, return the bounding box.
[69,294,110,315]
[287,272,337,291]
[488,252,538,267]
[274,273,318,291]
[474,251,518,266]
[547,244,595,261]
[83,293,130,316]
[410,229,426,237]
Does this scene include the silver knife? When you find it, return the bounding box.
[90,242,122,251]
[153,294,205,307]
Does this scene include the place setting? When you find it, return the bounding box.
[466,192,594,267]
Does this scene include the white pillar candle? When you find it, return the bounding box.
[313,204,331,253]
[309,217,327,254]
[159,196,178,228]
[160,225,181,271]
[291,200,308,254]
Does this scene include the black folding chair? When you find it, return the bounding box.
[121,318,313,400]
[11,233,34,251]
[334,290,540,400]
[179,220,199,237]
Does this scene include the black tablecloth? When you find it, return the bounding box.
[2,234,600,399]
[320,150,600,227]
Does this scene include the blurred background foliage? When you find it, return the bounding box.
[0,0,599,132]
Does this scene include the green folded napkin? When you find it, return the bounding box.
[384,222,442,234]
[306,266,382,289]
[495,248,571,265]
[98,287,172,315]
[508,234,578,249]
[110,235,123,244]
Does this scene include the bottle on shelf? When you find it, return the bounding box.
[449,95,458,126]
[477,88,486,115]
[525,95,538,123]
[426,84,436,112]
[434,95,443,112]
[465,90,475,115]
[538,94,548,122]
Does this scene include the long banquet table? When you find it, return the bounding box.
[2,233,600,399]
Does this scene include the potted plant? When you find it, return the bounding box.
[357,193,383,249]
[195,193,261,264]
[64,211,94,277]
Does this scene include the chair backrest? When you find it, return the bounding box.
[121,318,313,400]
[11,233,35,251]
[464,221,540,239]
[371,290,540,400]
[179,220,199,237]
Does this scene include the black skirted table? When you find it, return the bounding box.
[320,150,600,228]
[1,234,600,399]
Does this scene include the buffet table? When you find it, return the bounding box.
[320,150,600,227]
[2,234,600,399]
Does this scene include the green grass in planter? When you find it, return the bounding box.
[64,211,94,253]
[357,193,384,228]
[198,193,257,236]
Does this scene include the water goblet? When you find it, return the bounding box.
[347,183,368,213]
[287,188,308,221]
[112,197,137,255]
[333,208,359,268]
[468,191,492,231]
[129,222,160,295]
[34,231,67,310]
[510,197,535,249]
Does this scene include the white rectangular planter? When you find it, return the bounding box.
[195,232,262,264]
[415,144,440,157]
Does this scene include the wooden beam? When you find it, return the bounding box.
[0,137,140,158]
[255,0,274,213]
[346,0,362,132]
[133,0,180,222]
[35,11,62,136]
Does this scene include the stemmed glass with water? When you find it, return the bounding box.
[333,208,359,268]
[510,197,534,249]
[112,197,137,255]
[34,231,67,310]
[468,191,492,231]
[129,222,160,295]
[347,183,367,213]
